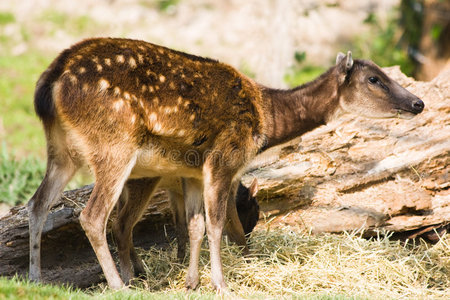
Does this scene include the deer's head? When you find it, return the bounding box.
[336,51,424,119]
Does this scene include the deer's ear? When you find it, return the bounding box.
[336,51,353,71]
[336,51,353,84]
[336,52,346,64]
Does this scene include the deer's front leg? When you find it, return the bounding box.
[203,166,233,293]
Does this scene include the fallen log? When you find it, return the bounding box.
[0,66,448,287]
[0,185,175,287]
[241,66,450,240]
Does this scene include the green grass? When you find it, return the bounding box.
[0,277,89,300]
[38,10,97,37]
[0,277,215,300]
[0,11,15,25]
[0,144,45,206]
[0,50,52,158]
[284,65,327,87]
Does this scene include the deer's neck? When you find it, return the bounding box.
[262,67,341,149]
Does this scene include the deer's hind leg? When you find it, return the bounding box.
[183,178,204,290]
[113,177,161,284]
[28,128,79,282]
[79,149,137,290]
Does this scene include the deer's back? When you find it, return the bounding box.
[38,38,265,171]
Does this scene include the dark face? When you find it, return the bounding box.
[235,182,260,235]
[339,59,424,119]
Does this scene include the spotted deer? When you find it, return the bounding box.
[28,37,424,292]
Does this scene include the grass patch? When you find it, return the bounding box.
[38,10,97,36]
[0,11,15,25]
[0,277,88,300]
[0,50,52,158]
[0,144,45,206]
[0,277,211,299]
[0,144,92,206]
[284,50,326,87]
[284,64,326,88]
[1,228,448,298]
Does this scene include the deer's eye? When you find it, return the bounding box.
[368,76,379,84]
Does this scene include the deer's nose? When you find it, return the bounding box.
[412,99,424,113]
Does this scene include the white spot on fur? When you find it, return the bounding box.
[116,55,125,63]
[159,75,166,83]
[99,79,110,91]
[131,115,136,124]
[104,58,111,66]
[137,54,144,64]
[124,92,131,100]
[96,64,103,72]
[149,112,157,122]
[189,114,195,121]
[78,67,86,74]
[177,129,186,137]
[114,87,121,96]
[153,122,162,132]
[69,74,77,84]
[129,57,137,68]
[113,99,124,111]
[141,85,147,93]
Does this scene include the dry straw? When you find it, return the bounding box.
[124,224,449,298]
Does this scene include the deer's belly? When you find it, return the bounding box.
[130,148,202,179]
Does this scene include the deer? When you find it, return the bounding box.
[27,37,424,293]
[114,177,259,282]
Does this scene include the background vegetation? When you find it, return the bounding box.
[0,0,447,298]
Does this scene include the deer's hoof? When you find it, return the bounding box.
[185,275,199,290]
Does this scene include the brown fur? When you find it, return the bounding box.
[28,38,424,292]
